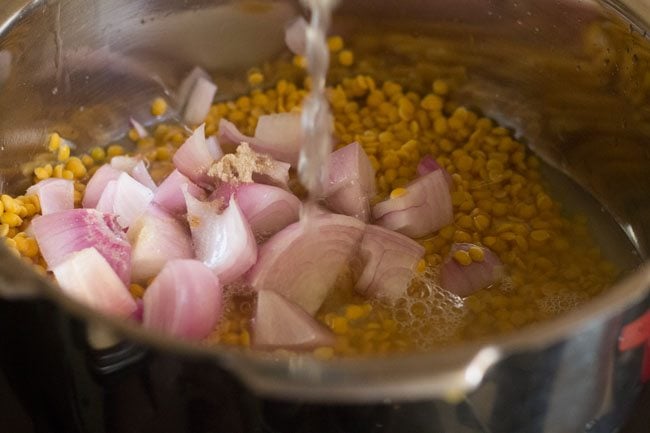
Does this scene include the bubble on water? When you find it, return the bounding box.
[537,291,588,316]
[385,271,466,349]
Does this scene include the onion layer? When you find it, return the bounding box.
[217,116,301,166]
[355,225,425,299]
[176,66,211,110]
[184,76,218,125]
[230,183,301,240]
[52,247,136,318]
[153,169,205,215]
[127,205,194,283]
[143,259,222,340]
[26,178,74,215]
[111,156,157,191]
[253,113,302,166]
[185,192,257,284]
[373,170,453,238]
[32,209,132,284]
[82,164,122,208]
[325,142,376,222]
[173,124,223,187]
[248,213,365,315]
[417,154,453,186]
[102,172,155,228]
[253,290,335,350]
[284,17,307,56]
[440,243,505,297]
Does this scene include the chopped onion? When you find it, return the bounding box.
[176,66,211,110]
[127,205,194,284]
[417,154,453,186]
[417,155,443,176]
[325,142,376,222]
[99,172,154,228]
[143,259,222,340]
[373,170,453,238]
[52,247,136,318]
[110,155,139,173]
[217,118,253,148]
[173,124,223,187]
[131,161,157,191]
[153,169,205,215]
[217,116,301,166]
[95,180,117,214]
[111,156,157,191]
[355,225,425,299]
[26,178,74,215]
[248,213,365,315]
[253,113,302,166]
[82,164,122,208]
[184,76,218,125]
[31,209,132,284]
[253,290,335,350]
[235,183,301,239]
[440,243,505,297]
[284,17,307,56]
[129,118,149,139]
[185,192,257,284]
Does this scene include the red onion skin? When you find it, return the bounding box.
[253,290,335,350]
[373,169,453,238]
[440,243,505,297]
[143,259,223,340]
[248,213,366,315]
[355,225,425,299]
[416,155,453,186]
[32,209,132,284]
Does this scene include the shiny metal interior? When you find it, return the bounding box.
[1,0,650,424]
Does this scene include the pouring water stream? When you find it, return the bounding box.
[298,0,338,217]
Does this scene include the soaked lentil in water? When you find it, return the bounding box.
[1,30,619,358]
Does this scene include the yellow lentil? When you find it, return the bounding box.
[151,97,168,116]
[453,250,472,266]
[390,187,408,199]
[57,144,70,162]
[338,50,354,66]
[468,246,485,262]
[48,132,62,152]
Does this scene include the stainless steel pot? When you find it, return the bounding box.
[1,1,650,432]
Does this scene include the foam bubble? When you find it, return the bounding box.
[537,291,587,316]
[383,270,466,349]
